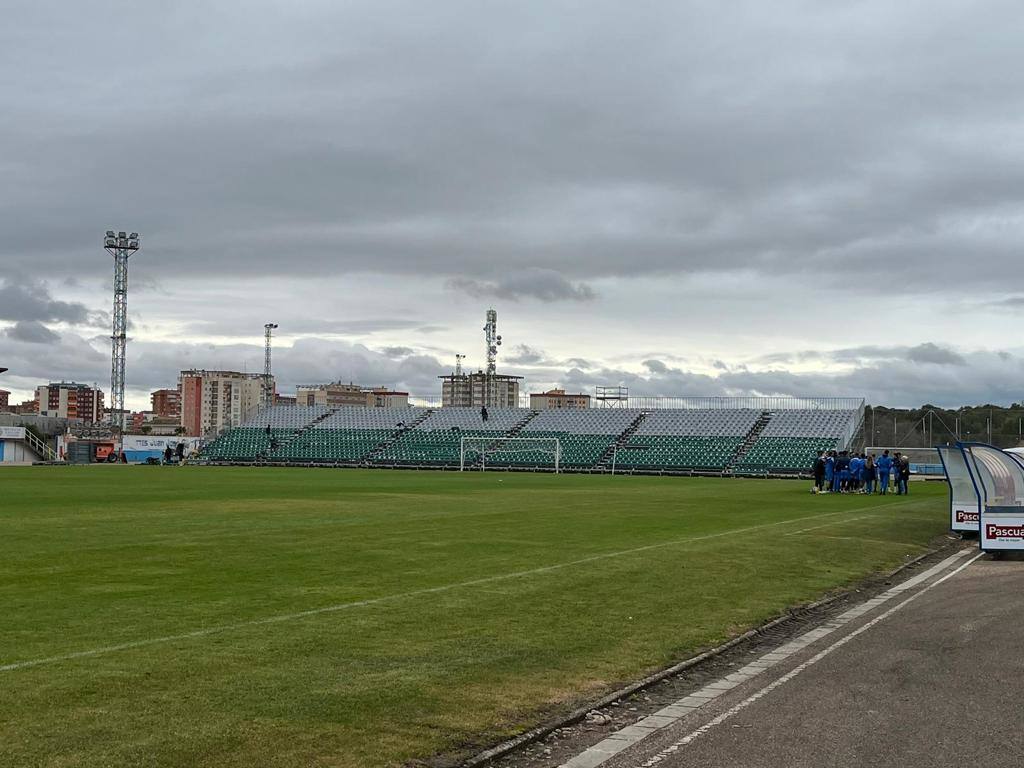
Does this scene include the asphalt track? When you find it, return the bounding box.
[555,548,1024,768]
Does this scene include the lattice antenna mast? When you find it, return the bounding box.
[455,354,465,377]
[103,230,140,437]
[264,323,278,408]
[483,308,502,408]
[483,309,501,375]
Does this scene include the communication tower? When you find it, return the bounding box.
[483,308,502,406]
[484,309,501,374]
[437,311,521,407]
[264,323,278,408]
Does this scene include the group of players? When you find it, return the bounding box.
[812,449,910,495]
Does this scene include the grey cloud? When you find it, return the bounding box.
[752,343,968,368]
[5,2,1024,411]
[0,330,449,404]
[448,269,595,303]
[565,357,594,369]
[3,320,60,344]
[181,317,443,337]
[906,343,966,366]
[3,323,1023,412]
[5,1,1024,296]
[549,350,1024,409]
[378,346,414,358]
[991,297,1024,309]
[505,344,546,365]
[0,330,108,384]
[129,338,448,396]
[0,278,98,325]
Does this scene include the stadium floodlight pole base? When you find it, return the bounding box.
[460,436,561,473]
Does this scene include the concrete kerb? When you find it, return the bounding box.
[456,539,963,768]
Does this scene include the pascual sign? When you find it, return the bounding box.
[983,519,1024,546]
[954,509,980,525]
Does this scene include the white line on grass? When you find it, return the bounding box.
[555,549,978,768]
[782,514,877,536]
[813,535,930,548]
[3,508,867,673]
[780,498,922,537]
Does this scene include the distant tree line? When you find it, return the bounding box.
[865,404,1024,449]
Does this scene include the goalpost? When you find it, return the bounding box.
[459,436,561,473]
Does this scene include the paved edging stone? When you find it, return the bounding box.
[456,539,961,768]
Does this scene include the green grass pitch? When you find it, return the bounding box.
[0,466,948,767]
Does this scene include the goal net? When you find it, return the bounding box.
[459,436,561,472]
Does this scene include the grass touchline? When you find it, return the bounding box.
[3,506,863,673]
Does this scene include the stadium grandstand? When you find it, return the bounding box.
[199,397,865,476]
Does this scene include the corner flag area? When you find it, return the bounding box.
[0,467,947,767]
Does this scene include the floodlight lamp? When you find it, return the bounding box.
[104,237,116,247]
[118,231,127,238]
[128,239,139,249]
[106,230,115,237]
[129,232,138,239]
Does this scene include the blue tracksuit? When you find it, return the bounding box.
[876,455,892,493]
[836,456,851,491]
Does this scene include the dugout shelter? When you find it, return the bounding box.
[936,445,981,533]
[958,442,1024,552]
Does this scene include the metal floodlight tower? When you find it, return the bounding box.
[455,353,466,377]
[264,323,278,408]
[483,308,501,406]
[103,229,140,439]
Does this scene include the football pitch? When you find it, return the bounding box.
[1,466,947,767]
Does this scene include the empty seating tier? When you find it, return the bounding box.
[241,405,331,429]
[200,404,861,474]
[204,406,334,460]
[271,407,427,463]
[203,427,292,461]
[616,436,743,469]
[613,409,761,471]
[735,410,852,473]
[735,436,840,473]
[509,409,642,467]
[633,409,760,437]
[379,408,524,466]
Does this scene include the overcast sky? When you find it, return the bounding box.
[2,0,1023,410]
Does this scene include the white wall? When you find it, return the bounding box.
[0,438,40,464]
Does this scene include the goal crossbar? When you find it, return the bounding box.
[459,436,561,473]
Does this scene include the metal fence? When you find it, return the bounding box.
[404,395,865,411]
[615,396,865,411]
[841,400,866,451]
